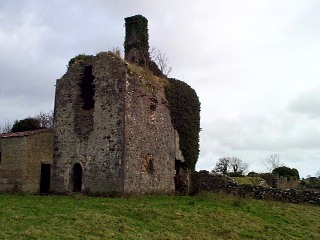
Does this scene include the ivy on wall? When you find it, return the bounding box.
[165,78,201,171]
[124,15,149,62]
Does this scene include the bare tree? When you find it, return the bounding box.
[34,110,54,129]
[230,157,248,174]
[264,154,283,172]
[0,121,12,133]
[316,170,320,179]
[150,47,172,77]
[214,157,231,174]
[242,162,249,175]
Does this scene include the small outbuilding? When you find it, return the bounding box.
[0,129,53,194]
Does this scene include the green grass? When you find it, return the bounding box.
[232,176,270,187]
[0,193,319,239]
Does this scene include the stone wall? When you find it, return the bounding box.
[192,171,320,205]
[0,135,27,192]
[257,173,299,189]
[275,176,299,190]
[0,130,53,193]
[25,130,54,193]
[123,67,176,194]
[52,52,127,194]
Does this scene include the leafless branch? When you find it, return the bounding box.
[34,110,54,129]
[150,47,172,77]
[0,121,12,133]
[264,154,283,172]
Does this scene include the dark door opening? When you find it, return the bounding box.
[72,163,83,192]
[40,164,51,194]
[174,160,188,194]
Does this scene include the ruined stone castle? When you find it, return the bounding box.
[0,15,200,195]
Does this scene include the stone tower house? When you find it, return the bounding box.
[50,15,188,195]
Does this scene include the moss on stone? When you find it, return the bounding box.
[68,54,94,67]
[124,15,149,63]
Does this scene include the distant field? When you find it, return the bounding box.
[0,193,319,239]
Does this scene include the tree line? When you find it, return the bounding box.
[213,153,302,180]
[0,110,53,133]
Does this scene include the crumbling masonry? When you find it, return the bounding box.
[50,15,198,194]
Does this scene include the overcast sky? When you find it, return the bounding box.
[1,0,320,178]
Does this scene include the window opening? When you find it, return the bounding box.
[80,65,95,110]
[72,163,83,192]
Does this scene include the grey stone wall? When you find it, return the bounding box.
[192,171,320,205]
[123,69,176,194]
[0,130,53,193]
[51,53,127,194]
[25,130,54,193]
[0,136,27,192]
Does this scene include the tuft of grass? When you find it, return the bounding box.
[127,63,167,92]
[0,193,319,239]
[68,54,94,67]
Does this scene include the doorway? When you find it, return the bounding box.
[72,163,83,192]
[174,160,189,194]
[40,164,51,194]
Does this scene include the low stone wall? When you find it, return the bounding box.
[257,173,298,190]
[191,171,320,205]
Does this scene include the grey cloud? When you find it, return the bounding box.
[198,109,320,177]
[202,111,320,152]
[288,86,320,118]
[1,0,320,178]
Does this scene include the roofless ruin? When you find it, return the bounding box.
[0,15,200,195]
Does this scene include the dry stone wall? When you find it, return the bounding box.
[192,171,320,205]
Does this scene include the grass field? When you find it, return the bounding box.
[0,193,319,239]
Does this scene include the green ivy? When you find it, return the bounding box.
[165,78,201,171]
[124,15,149,61]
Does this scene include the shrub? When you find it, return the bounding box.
[11,118,41,132]
[272,166,300,180]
